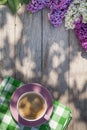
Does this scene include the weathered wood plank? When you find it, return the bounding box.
[14,6,42,83]
[0,5,15,82]
[42,9,69,105]
[68,30,87,130]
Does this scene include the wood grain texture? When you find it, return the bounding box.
[68,30,87,130]
[14,6,42,83]
[0,5,15,81]
[42,9,69,105]
[0,5,87,130]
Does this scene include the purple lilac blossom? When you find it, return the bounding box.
[27,0,73,27]
[50,0,59,9]
[44,0,52,7]
[27,0,51,12]
[74,17,87,51]
[49,9,64,27]
[49,0,72,27]
[27,0,45,13]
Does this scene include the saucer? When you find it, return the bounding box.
[10,83,53,127]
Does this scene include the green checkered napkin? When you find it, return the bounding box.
[0,77,23,130]
[0,77,72,130]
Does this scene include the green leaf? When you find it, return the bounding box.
[7,0,21,13]
[0,0,7,5]
[21,0,30,4]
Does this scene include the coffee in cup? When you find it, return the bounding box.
[17,92,47,121]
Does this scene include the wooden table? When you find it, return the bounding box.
[0,5,87,130]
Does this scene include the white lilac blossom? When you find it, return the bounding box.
[65,0,87,29]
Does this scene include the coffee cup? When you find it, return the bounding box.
[17,92,47,121]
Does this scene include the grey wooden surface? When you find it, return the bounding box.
[0,5,87,130]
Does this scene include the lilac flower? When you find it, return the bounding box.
[50,0,59,10]
[65,0,87,29]
[49,0,73,27]
[74,17,87,51]
[27,0,73,27]
[43,0,51,7]
[49,9,64,27]
[27,0,45,13]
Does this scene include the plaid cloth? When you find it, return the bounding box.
[0,77,72,130]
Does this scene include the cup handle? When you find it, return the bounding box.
[44,114,50,121]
